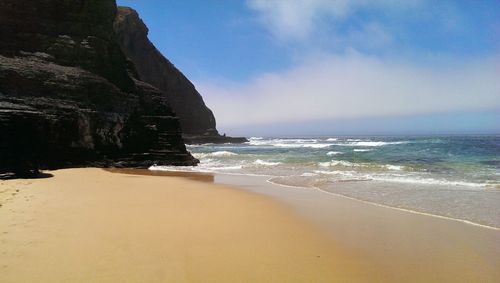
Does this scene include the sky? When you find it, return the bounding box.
[117,0,499,136]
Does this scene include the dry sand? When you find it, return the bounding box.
[0,168,370,283]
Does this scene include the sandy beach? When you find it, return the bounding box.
[0,168,368,283]
[1,168,499,282]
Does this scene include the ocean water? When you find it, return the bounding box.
[151,135,500,229]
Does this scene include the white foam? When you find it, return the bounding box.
[314,170,357,177]
[313,167,487,188]
[193,151,237,158]
[301,172,318,177]
[248,138,323,147]
[253,159,281,166]
[353,148,372,152]
[384,164,404,171]
[303,143,331,148]
[289,139,318,143]
[206,165,243,170]
[334,160,360,167]
[368,175,486,187]
[319,160,360,167]
[326,151,342,156]
[247,139,270,146]
[326,138,338,141]
[149,165,196,173]
[211,151,238,157]
[273,143,331,149]
[336,141,409,147]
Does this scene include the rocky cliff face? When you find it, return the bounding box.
[0,0,198,176]
[113,7,247,144]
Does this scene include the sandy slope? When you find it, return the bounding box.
[0,168,369,283]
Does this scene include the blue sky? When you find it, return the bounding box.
[117,0,499,135]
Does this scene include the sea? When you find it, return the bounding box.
[151,135,500,229]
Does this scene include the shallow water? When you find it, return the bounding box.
[151,135,500,228]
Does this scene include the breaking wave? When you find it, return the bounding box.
[193,151,238,158]
[254,159,281,166]
[336,141,409,147]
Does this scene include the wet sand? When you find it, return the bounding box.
[214,173,500,283]
[0,168,369,283]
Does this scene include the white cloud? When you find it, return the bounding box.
[199,1,498,132]
[247,0,423,41]
[197,53,499,127]
[247,0,349,40]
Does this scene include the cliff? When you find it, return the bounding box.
[113,7,247,144]
[0,0,198,176]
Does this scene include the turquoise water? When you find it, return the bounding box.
[152,135,500,228]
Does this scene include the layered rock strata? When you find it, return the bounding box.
[0,0,198,176]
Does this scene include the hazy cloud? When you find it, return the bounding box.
[247,0,423,41]
[194,1,499,133]
[198,53,499,127]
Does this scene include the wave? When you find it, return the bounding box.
[314,170,357,177]
[247,140,267,146]
[336,141,409,147]
[384,164,404,171]
[211,151,238,157]
[312,168,485,187]
[367,175,487,188]
[288,139,318,143]
[318,160,405,171]
[327,151,342,156]
[149,165,194,172]
[253,159,281,166]
[206,165,243,170]
[319,160,360,167]
[301,172,318,177]
[250,138,406,148]
[274,143,331,149]
[193,151,238,158]
[248,138,321,147]
[151,161,488,189]
[150,163,243,172]
[353,149,372,152]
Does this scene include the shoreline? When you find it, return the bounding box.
[266,179,500,231]
[148,167,500,231]
[210,172,500,282]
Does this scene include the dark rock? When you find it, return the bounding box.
[0,0,134,91]
[113,7,247,144]
[0,0,198,176]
